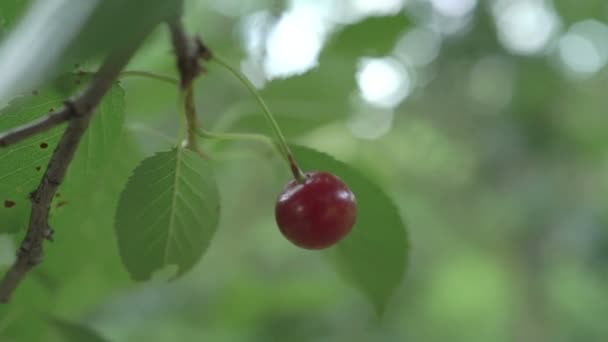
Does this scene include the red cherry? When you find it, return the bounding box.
[275,171,357,249]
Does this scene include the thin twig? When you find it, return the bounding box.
[212,55,306,182]
[0,39,146,303]
[0,73,176,149]
[119,70,178,85]
[183,86,204,156]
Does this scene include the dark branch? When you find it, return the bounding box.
[0,40,145,303]
[167,18,212,88]
[183,85,205,156]
[0,109,72,147]
[168,19,212,155]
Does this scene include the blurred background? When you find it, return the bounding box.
[2,0,608,341]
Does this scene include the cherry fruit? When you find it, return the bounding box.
[275,171,357,249]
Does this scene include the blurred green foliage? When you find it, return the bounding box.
[1,0,608,341]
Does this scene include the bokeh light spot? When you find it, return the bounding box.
[558,20,608,77]
[494,0,559,55]
[356,57,412,108]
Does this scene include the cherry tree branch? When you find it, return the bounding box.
[0,109,72,147]
[167,18,212,155]
[0,13,207,304]
[0,39,146,303]
[167,18,212,88]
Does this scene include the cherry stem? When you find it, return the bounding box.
[114,68,305,181]
[119,70,178,85]
[197,128,274,146]
[182,85,205,157]
[211,55,306,183]
[78,69,180,85]
[127,123,176,144]
[197,130,306,179]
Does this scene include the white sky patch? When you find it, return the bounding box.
[356,57,412,108]
[493,0,560,55]
[239,10,273,87]
[430,0,477,18]
[240,10,273,60]
[0,0,98,103]
[558,20,608,76]
[240,0,410,83]
[263,2,331,79]
[328,0,407,24]
[352,0,407,17]
[394,27,442,66]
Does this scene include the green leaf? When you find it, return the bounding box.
[0,0,30,33]
[290,144,409,314]
[0,134,142,340]
[61,78,126,196]
[65,0,181,63]
[0,88,64,233]
[45,133,143,310]
[115,147,221,281]
[50,318,109,342]
[554,0,607,25]
[326,13,410,57]
[0,74,125,233]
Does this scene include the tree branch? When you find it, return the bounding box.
[0,109,71,147]
[0,39,146,303]
[183,85,204,155]
[0,13,207,303]
[168,19,212,155]
[167,18,211,88]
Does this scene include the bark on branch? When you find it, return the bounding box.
[0,109,72,147]
[0,39,145,303]
[167,19,212,155]
[168,18,212,88]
